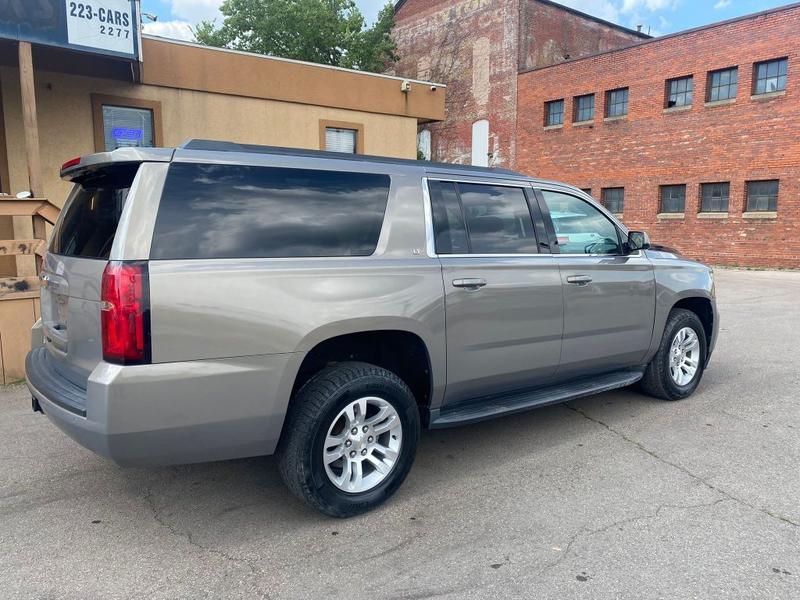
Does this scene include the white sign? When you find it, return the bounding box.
[65,0,135,56]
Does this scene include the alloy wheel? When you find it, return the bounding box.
[669,326,700,386]
[322,396,403,493]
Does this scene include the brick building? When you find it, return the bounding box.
[394,0,800,268]
[392,0,648,167]
[516,4,800,268]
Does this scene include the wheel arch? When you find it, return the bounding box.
[279,318,443,428]
[671,296,714,352]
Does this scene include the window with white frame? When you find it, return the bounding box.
[325,127,358,153]
[102,105,155,151]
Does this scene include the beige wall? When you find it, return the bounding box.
[142,37,444,122]
[0,67,420,206]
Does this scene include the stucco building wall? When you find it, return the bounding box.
[0,67,421,206]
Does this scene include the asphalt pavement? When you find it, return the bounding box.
[1,268,798,599]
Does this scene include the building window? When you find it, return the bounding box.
[746,180,779,212]
[319,120,363,154]
[545,99,564,126]
[326,127,357,153]
[753,58,788,95]
[601,187,624,214]
[660,185,686,213]
[605,88,628,118]
[666,76,693,108]
[91,95,162,152]
[700,182,730,213]
[574,94,595,123]
[580,188,592,196]
[707,67,738,102]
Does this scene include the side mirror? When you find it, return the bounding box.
[627,231,651,252]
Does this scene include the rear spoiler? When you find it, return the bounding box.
[60,147,175,182]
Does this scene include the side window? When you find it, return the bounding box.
[458,184,538,254]
[540,190,622,255]
[429,181,469,254]
[150,164,390,259]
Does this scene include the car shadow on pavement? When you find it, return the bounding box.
[112,386,667,534]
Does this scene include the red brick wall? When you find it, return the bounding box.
[393,0,521,166]
[518,0,647,71]
[392,0,644,167]
[516,7,800,268]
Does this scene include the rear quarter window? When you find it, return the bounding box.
[150,163,391,259]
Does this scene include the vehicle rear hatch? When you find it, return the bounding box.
[39,162,142,390]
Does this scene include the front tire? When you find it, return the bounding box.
[640,308,707,401]
[276,362,420,518]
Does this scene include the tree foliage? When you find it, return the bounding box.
[194,0,397,73]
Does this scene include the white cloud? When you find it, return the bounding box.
[714,0,732,8]
[621,0,679,12]
[553,0,620,23]
[143,20,195,41]
[167,0,223,23]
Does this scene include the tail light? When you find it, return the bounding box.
[101,261,151,365]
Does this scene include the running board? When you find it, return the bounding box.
[428,369,645,429]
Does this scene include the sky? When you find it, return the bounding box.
[140,0,796,42]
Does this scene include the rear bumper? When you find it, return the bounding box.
[25,347,300,467]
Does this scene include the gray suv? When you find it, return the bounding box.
[26,140,718,517]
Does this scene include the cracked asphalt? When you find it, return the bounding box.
[1,268,799,599]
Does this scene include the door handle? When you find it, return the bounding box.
[566,275,593,286]
[452,278,487,290]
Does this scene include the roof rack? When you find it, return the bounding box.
[178,139,524,178]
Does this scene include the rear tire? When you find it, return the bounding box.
[276,362,420,518]
[640,308,707,401]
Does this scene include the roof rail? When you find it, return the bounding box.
[178,139,524,177]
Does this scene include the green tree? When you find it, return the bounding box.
[194,0,397,73]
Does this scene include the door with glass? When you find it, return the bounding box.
[428,179,564,405]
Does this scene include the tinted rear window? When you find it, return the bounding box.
[150,163,391,260]
[50,165,138,259]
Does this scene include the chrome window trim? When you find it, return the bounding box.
[421,176,437,258]
[442,254,551,259]
[425,176,534,188]
[423,176,539,258]
[435,251,641,259]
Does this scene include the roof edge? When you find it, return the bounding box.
[393,0,651,40]
[519,1,800,75]
[141,33,447,87]
[531,0,651,39]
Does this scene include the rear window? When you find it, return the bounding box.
[50,165,139,259]
[149,163,391,260]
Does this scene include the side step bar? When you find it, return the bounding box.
[428,368,645,428]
